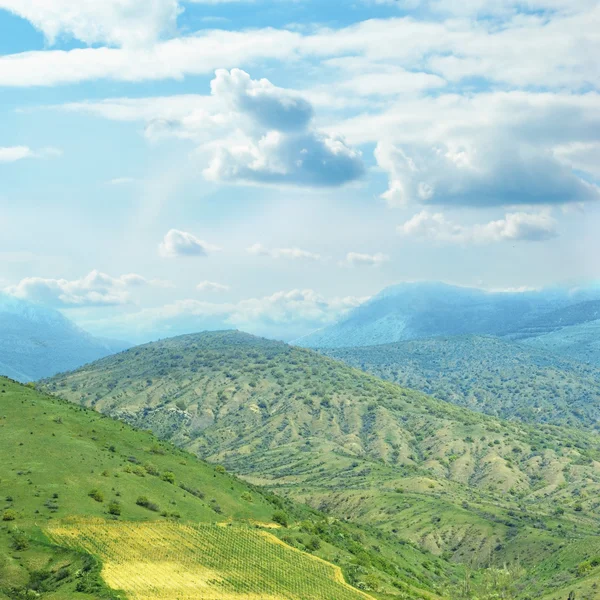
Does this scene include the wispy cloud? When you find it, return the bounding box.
[0,146,61,162]
[247,243,322,261]
[340,252,390,267]
[399,210,559,244]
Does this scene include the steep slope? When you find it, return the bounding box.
[319,336,600,430]
[0,377,449,600]
[0,293,128,381]
[43,331,600,598]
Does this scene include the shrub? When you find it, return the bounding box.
[144,463,160,476]
[215,465,226,474]
[161,471,175,484]
[306,537,321,551]
[136,496,160,512]
[88,489,104,503]
[241,492,253,502]
[2,509,17,521]
[272,511,289,528]
[11,530,29,551]
[108,501,121,516]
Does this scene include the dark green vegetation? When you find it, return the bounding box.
[319,336,600,430]
[0,377,458,599]
[44,331,600,599]
[0,293,128,382]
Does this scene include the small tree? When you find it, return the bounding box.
[108,501,122,516]
[88,489,104,503]
[161,471,175,484]
[2,509,17,521]
[272,511,289,528]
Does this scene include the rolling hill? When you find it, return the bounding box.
[319,335,600,430]
[0,293,128,382]
[42,330,600,598]
[0,376,451,600]
[295,283,600,366]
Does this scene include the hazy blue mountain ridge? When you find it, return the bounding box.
[0,293,129,381]
[296,282,600,364]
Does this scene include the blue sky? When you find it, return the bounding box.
[0,0,599,343]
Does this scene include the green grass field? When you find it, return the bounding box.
[0,377,454,599]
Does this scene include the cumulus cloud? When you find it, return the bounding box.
[197,281,230,293]
[5,270,165,307]
[340,252,390,267]
[0,0,181,47]
[159,229,220,258]
[0,146,61,163]
[202,69,365,188]
[81,289,366,343]
[247,243,322,261]
[375,132,600,208]
[399,210,559,244]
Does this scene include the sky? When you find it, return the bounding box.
[0,0,599,343]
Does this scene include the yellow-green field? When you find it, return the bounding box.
[48,519,373,600]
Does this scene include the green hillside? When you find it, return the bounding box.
[42,331,600,598]
[318,335,600,430]
[0,377,452,600]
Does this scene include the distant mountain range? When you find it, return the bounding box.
[0,293,129,381]
[296,282,600,364]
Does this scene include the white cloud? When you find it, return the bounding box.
[369,92,600,208]
[203,69,365,188]
[159,229,221,258]
[1,7,598,90]
[81,289,367,342]
[247,243,322,261]
[197,281,230,293]
[0,29,300,87]
[340,252,390,267]
[0,0,181,47]
[399,210,559,244]
[5,270,165,307]
[0,146,61,163]
[56,69,365,188]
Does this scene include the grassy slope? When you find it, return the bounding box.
[0,377,452,600]
[42,331,600,598]
[318,335,600,430]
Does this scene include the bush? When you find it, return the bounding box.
[161,471,175,484]
[272,511,289,528]
[136,496,160,512]
[215,465,226,474]
[241,492,253,502]
[2,509,17,521]
[11,529,29,551]
[88,489,104,503]
[306,537,321,551]
[144,463,160,476]
[108,501,121,516]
